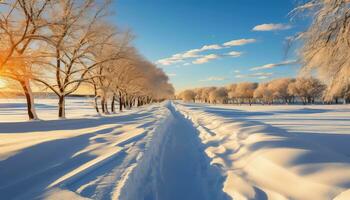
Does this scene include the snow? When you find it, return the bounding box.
[175,102,350,200]
[0,98,172,199]
[0,98,349,200]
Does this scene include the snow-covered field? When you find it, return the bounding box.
[176,102,350,200]
[0,98,349,200]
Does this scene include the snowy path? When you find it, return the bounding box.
[152,103,227,200]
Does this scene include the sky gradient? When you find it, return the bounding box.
[112,0,307,92]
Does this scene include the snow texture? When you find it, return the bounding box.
[0,98,349,200]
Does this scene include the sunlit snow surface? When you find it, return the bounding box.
[176,101,350,200]
[0,98,349,200]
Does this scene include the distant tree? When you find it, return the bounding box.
[236,82,258,105]
[209,87,227,104]
[288,77,325,104]
[180,90,196,102]
[254,83,272,104]
[268,78,295,103]
[226,84,237,103]
[201,87,216,103]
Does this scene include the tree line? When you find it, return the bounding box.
[0,0,174,119]
[180,0,350,106]
[178,77,349,105]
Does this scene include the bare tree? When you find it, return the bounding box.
[32,0,125,118]
[0,0,51,119]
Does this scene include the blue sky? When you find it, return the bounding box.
[112,0,307,92]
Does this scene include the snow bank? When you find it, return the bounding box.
[0,99,172,199]
[175,102,350,200]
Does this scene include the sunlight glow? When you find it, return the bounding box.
[0,79,7,89]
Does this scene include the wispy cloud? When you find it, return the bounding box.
[157,44,222,66]
[199,76,227,82]
[226,51,243,57]
[252,23,292,31]
[167,73,177,77]
[250,60,297,71]
[200,44,222,51]
[235,72,273,79]
[223,39,256,47]
[192,54,219,64]
[157,57,184,66]
[157,38,253,66]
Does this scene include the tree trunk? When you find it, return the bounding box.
[94,96,100,113]
[104,100,109,114]
[93,85,100,114]
[20,79,38,120]
[111,95,115,113]
[58,95,65,118]
[101,97,105,113]
[119,93,123,112]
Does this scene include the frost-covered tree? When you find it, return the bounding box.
[235,82,258,105]
[254,83,273,104]
[179,90,196,102]
[288,77,325,104]
[32,0,124,118]
[208,87,227,104]
[292,0,350,103]
[268,78,295,103]
[0,0,51,119]
[226,84,237,103]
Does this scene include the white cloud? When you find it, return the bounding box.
[235,72,273,79]
[157,44,221,66]
[199,76,226,82]
[192,54,219,64]
[200,44,222,51]
[226,51,243,57]
[233,70,240,73]
[223,39,256,47]
[157,39,252,66]
[167,73,176,77]
[252,23,292,31]
[250,60,297,71]
[157,57,184,66]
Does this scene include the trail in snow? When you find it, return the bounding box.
[142,103,229,200]
[156,103,208,200]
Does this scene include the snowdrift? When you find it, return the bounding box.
[176,102,350,200]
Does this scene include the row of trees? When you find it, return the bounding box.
[0,0,174,119]
[178,77,348,105]
[180,0,350,106]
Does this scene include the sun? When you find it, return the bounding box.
[0,79,7,89]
